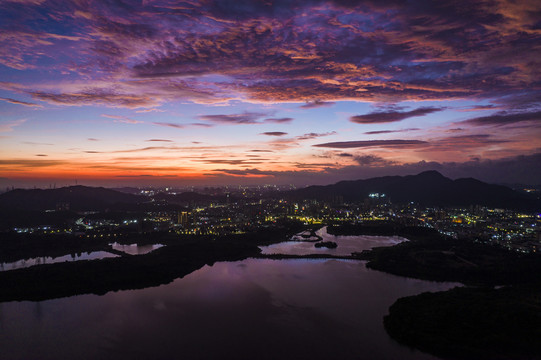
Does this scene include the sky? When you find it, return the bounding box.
[1,0,540,188]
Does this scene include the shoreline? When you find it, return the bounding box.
[0,240,261,303]
[3,223,540,359]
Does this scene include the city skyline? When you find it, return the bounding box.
[1,0,540,188]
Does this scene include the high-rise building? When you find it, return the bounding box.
[178,211,190,228]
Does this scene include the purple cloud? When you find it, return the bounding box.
[0,0,539,108]
[197,113,293,125]
[0,119,26,133]
[420,134,512,152]
[0,0,540,188]
[313,140,429,149]
[261,132,288,136]
[102,114,143,124]
[0,159,67,167]
[264,118,294,124]
[198,112,267,124]
[209,153,541,186]
[364,128,420,135]
[350,107,444,124]
[297,132,337,140]
[212,168,278,176]
[354,154,396,166]
[29,90,158,108]
[152,122,213,129]
[152,122,185,129]
[461,110,541,127]
[301,100,335,109]
[0,97,42,107]
[22,141,52,145]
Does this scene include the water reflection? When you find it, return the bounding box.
[0,251,118,272]
[260,226,407,256]
[109,243,164,255]
[0,258,458,360]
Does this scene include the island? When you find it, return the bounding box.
[329,222,541,360]
[0,222,305,302]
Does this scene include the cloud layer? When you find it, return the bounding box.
[1,0,540,186]
[350,107,444,124]
[0,0,539,107]
[313,140,429,149]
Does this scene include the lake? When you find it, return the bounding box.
[110,242,165,255]
[0,233,459,360]
[260,226,407,256]
[0,251,118,272]
[0,244,165,272]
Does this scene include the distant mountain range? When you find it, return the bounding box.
[287,171,538,209]
[0,186,144,211]
[0,186,224,212]
[0,171,538,211]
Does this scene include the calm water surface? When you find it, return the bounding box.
[0,234,458,360]
[1,243,164,272]
[110,242,164,255]
[0,251,118,272]
[260,226,407,256]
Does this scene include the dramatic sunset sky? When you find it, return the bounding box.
[1,0,540,187]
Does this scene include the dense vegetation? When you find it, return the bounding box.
[330,223,541,285]
[0,221,306,302]
[0,237,260,302]
[328,222,541,359]
[384,286,541,360]
[289,171,538,209]
[3,218,540,359]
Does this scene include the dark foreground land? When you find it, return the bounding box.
[329,223,541,360]
[0,238,258,302]
[384,285,541,360]
[2,221,541,359]
[0,222,303,302]
[329,223,541,286]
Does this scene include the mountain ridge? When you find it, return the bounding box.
[0,171,537,211]
[287,171,537,209]
[0,185,145,211]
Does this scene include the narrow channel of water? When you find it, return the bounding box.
[0,244,165,272]
[0,251,118,272]
[109,243,164,255]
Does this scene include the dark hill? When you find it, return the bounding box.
[288,171,538,209]
[0,186,145,211]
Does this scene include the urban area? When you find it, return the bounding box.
[9,185,541,254]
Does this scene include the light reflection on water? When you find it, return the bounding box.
[0,251,118,272]
[110,243,164,255]
[0,244,165,272]
[0,234,459,360]
[260,226,407,256]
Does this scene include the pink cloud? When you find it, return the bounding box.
[101,114,143,124]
